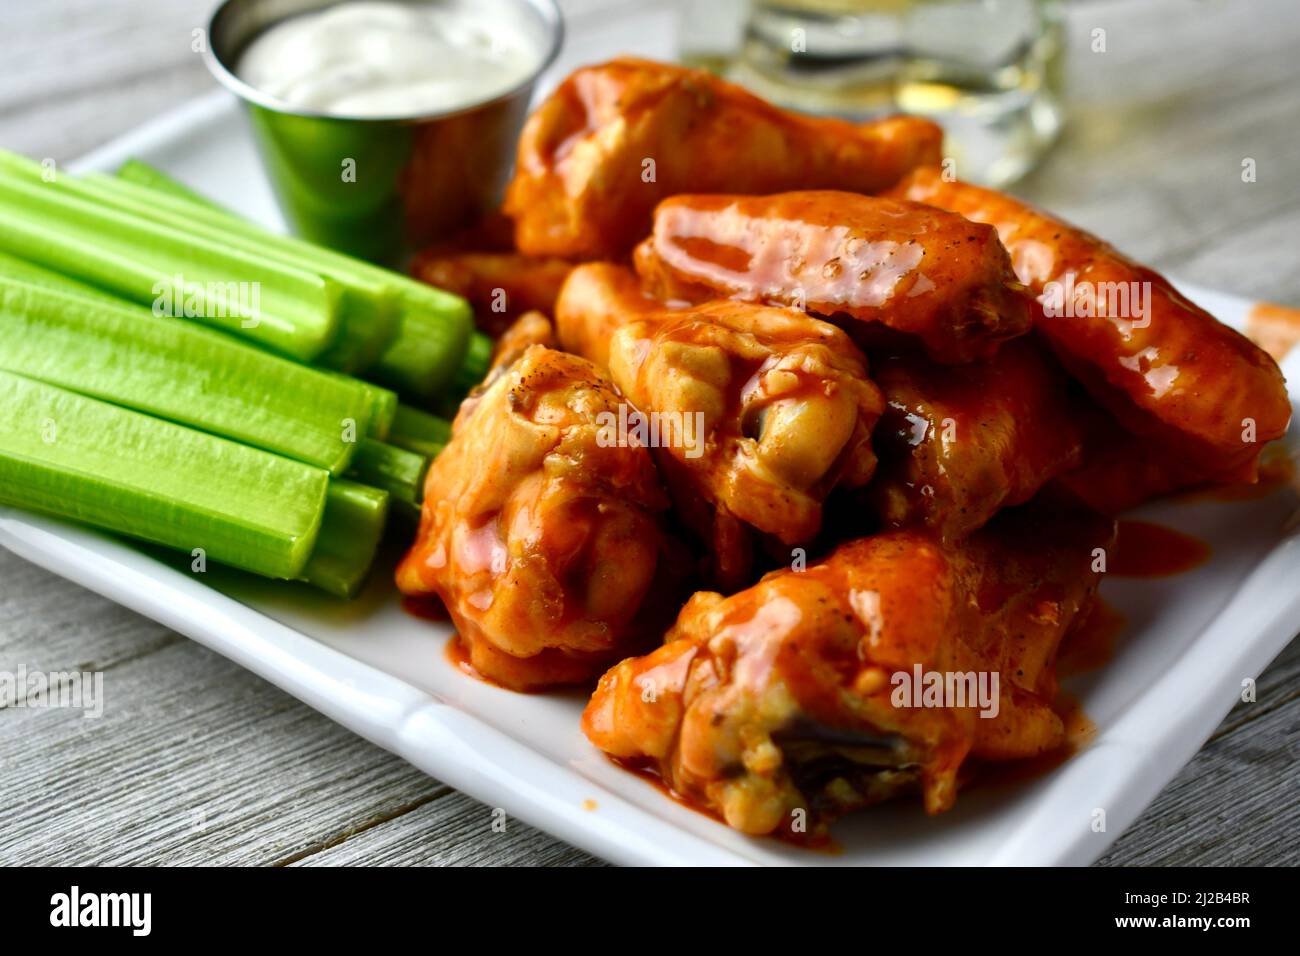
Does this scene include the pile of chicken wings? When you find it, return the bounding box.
[400,58,1290,840]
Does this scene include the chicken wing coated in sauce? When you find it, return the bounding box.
[504,58,943,259]
[411,250,573,337]
[556,264,884,588]
[489,309,557,371]
[634,191,1030,364]
[582,507,1113,837]
[553,261,659,370]
[1051,408,1208,514]
[868,338,1085,540]
[396,345,676,690]
[890,167,1291,480]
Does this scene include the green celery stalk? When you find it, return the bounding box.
[360,382,397,440]
[115,159,223,210]
[0,278,375,474]
[452,331,494,393]
[428,332,491,419]
[109,156,476,402]
[389,404,452,456]
[298,479,390,598]
[0,249,124,305]
[0,370,328,579]
[346,439,430,510]
[75,169,399,374]
[0,246,398,442]
[0,171,340,361]
[368,288,474,402]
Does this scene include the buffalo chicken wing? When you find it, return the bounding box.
[396,345,676,690]
[411,250,573,337]
[556,264,884,587]
[890,167,1291,480]
[1051,409,1209,514]
[388,55,1288,843]
[554,262,659,370]
[583,507,1113,837]
[505,58,943,259]
[868,338,1085,540]
[634,190,1030,363]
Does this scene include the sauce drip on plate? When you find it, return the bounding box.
[1110,519,1210,578]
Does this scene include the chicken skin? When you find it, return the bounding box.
[553,262,659,370]
[868,338,1085,540]
[556,264,884,587]
[396,345,676,690]
[411,250,573,337]
[489,309,557,371]
[504,58,943,259]
[583,507,1113,838]
[1052,409,1209,514]
[890,167,1291,480]
[634,191,1030,364]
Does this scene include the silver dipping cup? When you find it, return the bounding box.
[203,0,563,264]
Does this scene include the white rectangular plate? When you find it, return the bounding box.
[5,40,1300,864]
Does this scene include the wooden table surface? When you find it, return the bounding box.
[1,0,1297,866]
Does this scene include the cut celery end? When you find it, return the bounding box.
[0,278,374,474]
[0,371,329,579]
[427,331,492,419]
[455,331,494,393]
[390,404,452,450]
[298,479,390,598]
[388,437,444,461]
[108,155,478,401]
[347,439,430,507]
[364,384,399,440]
[370,290,475,402]
[0,169,340,361]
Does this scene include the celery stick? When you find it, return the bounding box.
[452,331,494,393]
[347,439,429,508]
[390,404,452,452]
[0,242,399,442]
[0,371,328,579]
[0,172,339,361]
[109,157,476,400]
[75,169,399,373]
[369,286,473,402]
[361,382,397,439]
[0,249,124,306]
[116,159,222,210]
[0,278,374,474]
[427,331,491,419]
[298,479,389,598]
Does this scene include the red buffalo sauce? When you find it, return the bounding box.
[1110,519,1210,578]
[1192,443,1296,502]
[401,594,449,622]
[443,632,487,682]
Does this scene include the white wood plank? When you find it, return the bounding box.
[0,631,452,866]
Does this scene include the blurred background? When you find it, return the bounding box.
[1,0,1297,866]
[4,0,1297,301]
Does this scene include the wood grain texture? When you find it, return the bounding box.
[0,0,1296,866]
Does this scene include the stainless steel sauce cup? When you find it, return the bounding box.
[203,0,563,264]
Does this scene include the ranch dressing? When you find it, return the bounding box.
[236,1,541,117]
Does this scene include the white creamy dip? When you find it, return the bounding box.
[236,1,542,117]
